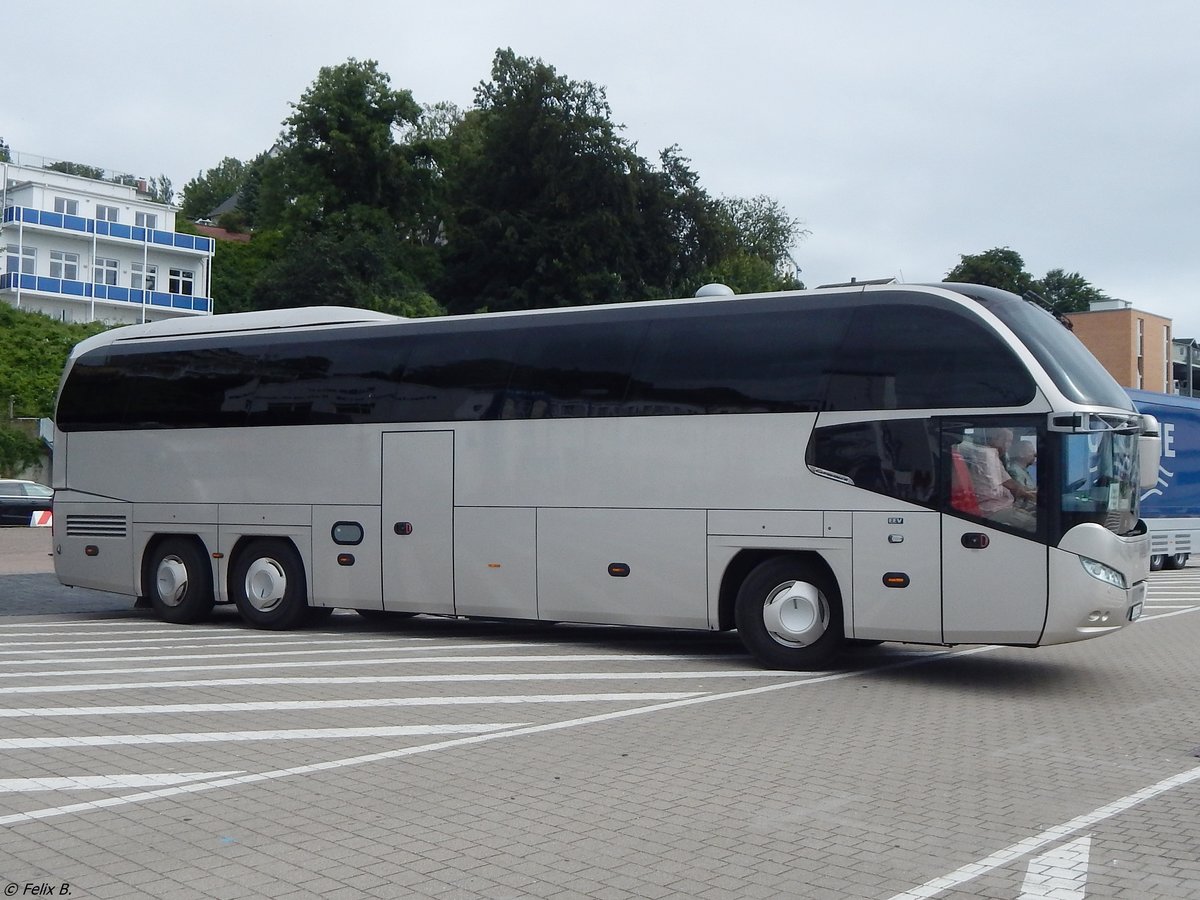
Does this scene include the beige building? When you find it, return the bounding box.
[1067,300,1173,393]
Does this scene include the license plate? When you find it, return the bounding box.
[1129,602,1143,621]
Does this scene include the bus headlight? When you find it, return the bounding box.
[1080,557,1127,590]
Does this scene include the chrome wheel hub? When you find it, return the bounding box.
[155,556,188,606]
[244,558,287,612]
[762,580,828,647]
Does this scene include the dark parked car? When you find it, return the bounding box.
[0,479,54,526]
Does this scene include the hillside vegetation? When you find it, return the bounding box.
[0,304,105,419]
[0,305,105,475]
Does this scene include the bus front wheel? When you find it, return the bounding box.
[144,537,214,625]
[231,539,311,630]
[734,556,843,670]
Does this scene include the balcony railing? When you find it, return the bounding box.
[0,272,210,313]
[2,206,214,254]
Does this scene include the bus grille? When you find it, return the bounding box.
[65,515,128,538]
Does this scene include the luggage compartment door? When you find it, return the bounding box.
[382,431,455,615]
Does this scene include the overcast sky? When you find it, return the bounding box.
[8,1,1199,332]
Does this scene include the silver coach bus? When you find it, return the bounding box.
[51,283,1159,669]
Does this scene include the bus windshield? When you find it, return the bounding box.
[1060,430,1141,536]
[944,284,1137,411]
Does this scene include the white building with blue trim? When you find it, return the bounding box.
[2,158,214,325]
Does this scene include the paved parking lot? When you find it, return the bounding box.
[0,528,1198,899]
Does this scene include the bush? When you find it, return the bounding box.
[0,424,42,478]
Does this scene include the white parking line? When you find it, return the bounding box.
[1019,835,1091,899]
[0,644,538,667]
[887,764,1200,899]
[0,670,808,695]
[0,773,243,793]
[0,692,705,717]
[0,645,993,826]
[0,653,730,679]
[0,724,527,750]
[0,637,415,654]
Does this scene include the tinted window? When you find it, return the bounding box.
[829,304,1036,410]
[944,418,1043,536]
[57,291,1041,432]
[627,306,855,414]
[971,288,1135,410]
[807,419,940,506]
[507,321,647,418]
[245,335,406,426]
[399,328,519,421]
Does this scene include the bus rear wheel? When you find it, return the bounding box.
[734,556,843,670]
[145,537,214,624]
[1165,552,1189,570]
[231,539,311,630]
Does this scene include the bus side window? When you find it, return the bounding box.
[807,419,939,507]
[943,422,1041,534]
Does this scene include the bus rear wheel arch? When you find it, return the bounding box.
[734,554,844,670]
[230,538,312,630]
[142,536,215,625]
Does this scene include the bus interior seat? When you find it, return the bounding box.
[949,445,982,517]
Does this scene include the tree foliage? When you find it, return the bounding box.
[436,50,805,313]
[180,156,248,220]
[1034,268,1108,314]
[46,160,105,179]
[0,137,10,163]
[0,425,42,478]
[944,247,1033,296]
[0,305,105,419]
[194,51,806,317]
[258,58,424,231]
[945,247,1108,314]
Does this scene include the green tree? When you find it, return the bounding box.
[47,160,104,179]
[0,138,10,163]
[258,58,424,231]
[438,51,806,312]
[944,247,1033,295]
[180,157,247,220]
[706,195,806,292]
[0,304,105,419]
[208,230,285,314]
[250,208,443,317]
[440,50,683,313]
[109,173,173,204]
[250,59,439,313]
[1032,268,1107,314]
[630,146,727,299]
[0,426,42,478]
[945,248,1108,314]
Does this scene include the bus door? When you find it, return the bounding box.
[940,420,1047,644]
[382,430,456,615]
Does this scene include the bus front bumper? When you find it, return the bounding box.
[1042,526,1150,644]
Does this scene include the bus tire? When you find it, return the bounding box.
[231,538,311,630]
[734,556,843,670]
[144,537,214,625]
[1165,553,1189,570]
[1149,554,1165,571]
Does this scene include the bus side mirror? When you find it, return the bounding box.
[1138,415,1161,491]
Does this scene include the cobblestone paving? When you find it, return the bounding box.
[0,530,1197,899]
